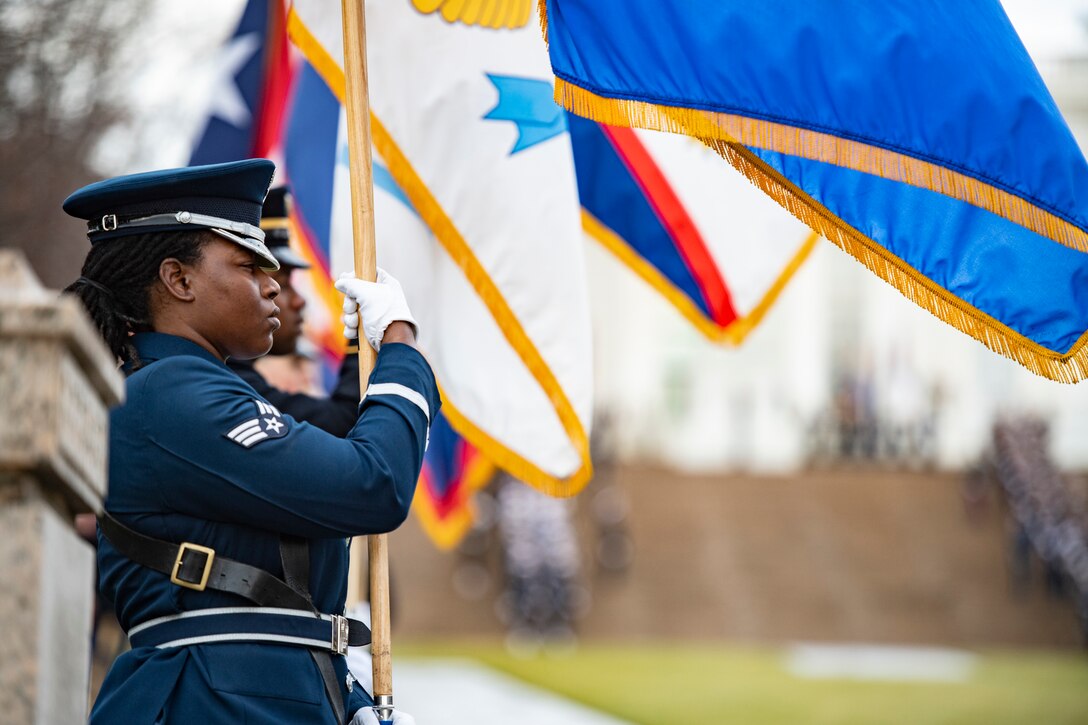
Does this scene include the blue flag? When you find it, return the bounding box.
[190,0,291,164]
[543,0,1088,383]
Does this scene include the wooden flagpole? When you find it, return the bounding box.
[338,0,395,720]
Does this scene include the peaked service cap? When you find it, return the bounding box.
[260,186,310,270]
[62,159,280,271]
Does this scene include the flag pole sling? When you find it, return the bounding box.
[338,0,394,721]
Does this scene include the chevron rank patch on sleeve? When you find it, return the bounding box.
[225,399,290,448]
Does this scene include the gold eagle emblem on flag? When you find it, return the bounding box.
[410,0,533,29]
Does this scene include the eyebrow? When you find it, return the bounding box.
[231,249,261,264]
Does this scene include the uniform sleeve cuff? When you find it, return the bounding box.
[365,343,440,422]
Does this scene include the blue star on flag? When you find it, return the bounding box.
[483,74,568,155]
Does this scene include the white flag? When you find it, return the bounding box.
[288,0,593,494]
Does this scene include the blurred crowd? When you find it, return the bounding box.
[808,363,941,466]
[989,417,1088,642]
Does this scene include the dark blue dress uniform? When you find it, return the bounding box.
[91,333,438,724]
[62,160,439,724]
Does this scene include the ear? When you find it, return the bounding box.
[158,257,196,302]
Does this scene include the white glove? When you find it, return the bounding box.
[335,269,418,352]
[351,707,416,725]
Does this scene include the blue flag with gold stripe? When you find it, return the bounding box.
[542,0,1088,382]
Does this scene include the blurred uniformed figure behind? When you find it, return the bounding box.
[64,159,428,725]
[228,186,394,694]
[227,186,362,436]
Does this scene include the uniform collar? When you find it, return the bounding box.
[131,332,226,369]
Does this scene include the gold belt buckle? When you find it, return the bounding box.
[171,542,216,591]
[331,614,349,656]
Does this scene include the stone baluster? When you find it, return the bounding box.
[0,250,124,724]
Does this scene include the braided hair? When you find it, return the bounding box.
[64,230,211,368]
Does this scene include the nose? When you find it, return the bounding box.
[263,272,280,300]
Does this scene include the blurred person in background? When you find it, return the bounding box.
[588,410,633,577]
[495,473,583,650]
[990,417,1088,642]
[228,186,361,436]
[229,185,402,701]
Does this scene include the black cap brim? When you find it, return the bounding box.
[270,245,311,270]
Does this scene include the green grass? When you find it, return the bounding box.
[397,641,1088,724]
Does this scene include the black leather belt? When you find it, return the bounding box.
[97,512,369,647]
[98,512,364,724]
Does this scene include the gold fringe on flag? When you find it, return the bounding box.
[553,80,1088,383]
[555,80,1088,256]
[536,0,548,44]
